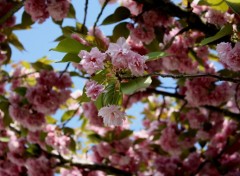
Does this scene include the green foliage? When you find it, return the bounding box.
[121,77,152,95]
[52,38,90,54]
[46,116,57,124]
[101,7,130,25]
[200,24,233,45]
[57,53,80,63]
[146,51,169,61]
[61,110,76,122]
[67,4,76,19]
[110,22,130,42]
[14,87,27,97]
[199,0,228,11]
[225,0,240,15]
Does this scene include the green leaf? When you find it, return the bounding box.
[61,110,76,122]
[91,70,107,84]
[67,4,76,18]
[14,87,27,96]
[31,61,53,71]
[51,38,90,54]
[88,133,102,143]
[79,86,91,103]
[101,7,130,25]
[46,116,57,124]
[199,0,228,11]
[0,137,9,142]
[200,24,233,45]
[69,137,77,152]
[111,22,130,42]
[22,11,34,27]
[117,129,133,140]
[63,127,75,135]
[102,82,122,106]
[218,69,240,77]
[121,77,152,95]
[225,0,240,15]
[57,53,80,63]
[146,51,169,61]
[8,33,25,51]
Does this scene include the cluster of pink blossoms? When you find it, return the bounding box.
[217,42,240,71]
[184,77,231,107]
[78,37,147,76]
[24,0,70,23]
[9,70,71,132]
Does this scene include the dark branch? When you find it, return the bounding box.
[149,89,240,121]
[122,73,240,84]
[55,154,132,176]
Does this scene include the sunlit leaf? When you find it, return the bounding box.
[121,77,152,95]
[146,51,169,61]
[57,53,80,63]
[61,110,76,122]
[51,38,90,54]
[200,24,232,45]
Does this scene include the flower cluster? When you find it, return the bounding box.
[217,42,240,71]
[24,0,70,23]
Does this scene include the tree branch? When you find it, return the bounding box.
[149,89,240,121]
[122,73,240,84]
[93,0,110,35]
[55,154,132,176]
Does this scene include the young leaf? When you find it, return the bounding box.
[61,110,76,122]
[146,51,169,61]
[57,53,80,63]
[200,24,233,45]
[111,22,130,42]
[51,38,90,54]
[121,77,152,95]
[67,4,76,18]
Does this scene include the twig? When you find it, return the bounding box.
[93,0,110,35]
[149,89,240,121]
[122,73,240,84]
[59,62,71,78]
[54,153,132,176]
[81,0,89,33]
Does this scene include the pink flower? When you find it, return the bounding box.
[26,155,54,176]
[47,0,70,21]
[85,80,105,101]
[128,24,155,44]
[216,42,232,60]
[82,102,103,126]
[98,105,125,126]
[205,9,233,26]
[127,51,147,76]
[107,37,131,69]
[24,0,49,23]
[224,42,240,71]
[79,47,106,75]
